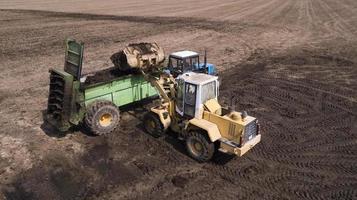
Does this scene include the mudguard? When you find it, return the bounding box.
[187,118,221,142]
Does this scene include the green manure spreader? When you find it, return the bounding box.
[46,39,161,135]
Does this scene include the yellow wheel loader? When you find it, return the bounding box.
[141,69,261,162]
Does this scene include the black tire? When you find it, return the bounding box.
[185,131,215,162]
[143,112,165,137]
[84,100,120,136]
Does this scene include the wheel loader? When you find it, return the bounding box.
[138,60,261,162]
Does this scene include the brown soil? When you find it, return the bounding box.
[83,67,140,86]
[0,1,357,199]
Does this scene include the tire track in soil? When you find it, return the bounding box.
[215,46,357,200]
[314,0,356,39]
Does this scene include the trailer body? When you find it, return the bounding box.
[46,39,157,132]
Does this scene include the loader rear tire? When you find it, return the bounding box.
[185,131,215,162]
[143,112,165,138]
[85,100,120,136]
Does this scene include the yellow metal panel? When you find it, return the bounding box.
[220,134,261,156]
[150,107,171,129]
[203,111,230,138]
[188,118,221,142]
[203,111,244,142]
[204,99,221,114]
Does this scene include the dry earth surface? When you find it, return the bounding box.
[0,0,357,199]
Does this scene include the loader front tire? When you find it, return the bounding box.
[85,100,120,136]
[143,112,165,137]
[186,131,215,162]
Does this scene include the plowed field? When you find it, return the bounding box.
[0,1,356,199]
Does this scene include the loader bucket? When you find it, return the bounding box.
[111,42,165,72]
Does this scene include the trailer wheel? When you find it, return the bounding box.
[186,131,215,162]
[143,112,164,137]
[85,100,120,136]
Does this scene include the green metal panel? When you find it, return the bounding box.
[64,39,84,80]
[69,81,85,126]
[85,83,114,100]
[50,68,74,83]
[113,88,132,106]
[133,84,140,101]
[147,81,158,96]
[84,94,113,106]
[84,74,157,107]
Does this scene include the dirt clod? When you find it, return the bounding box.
[171,175,188,188]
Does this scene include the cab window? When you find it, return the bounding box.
[191,56,199,67]
[184,83,197,117]
[183,58,191,72]
[176,79,184,112]
[201,81,216,104]
[170,57,178,69]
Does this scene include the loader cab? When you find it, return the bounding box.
[175,72,218,119]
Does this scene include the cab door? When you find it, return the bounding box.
[175,79,184,116]
[184,83,197,118]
